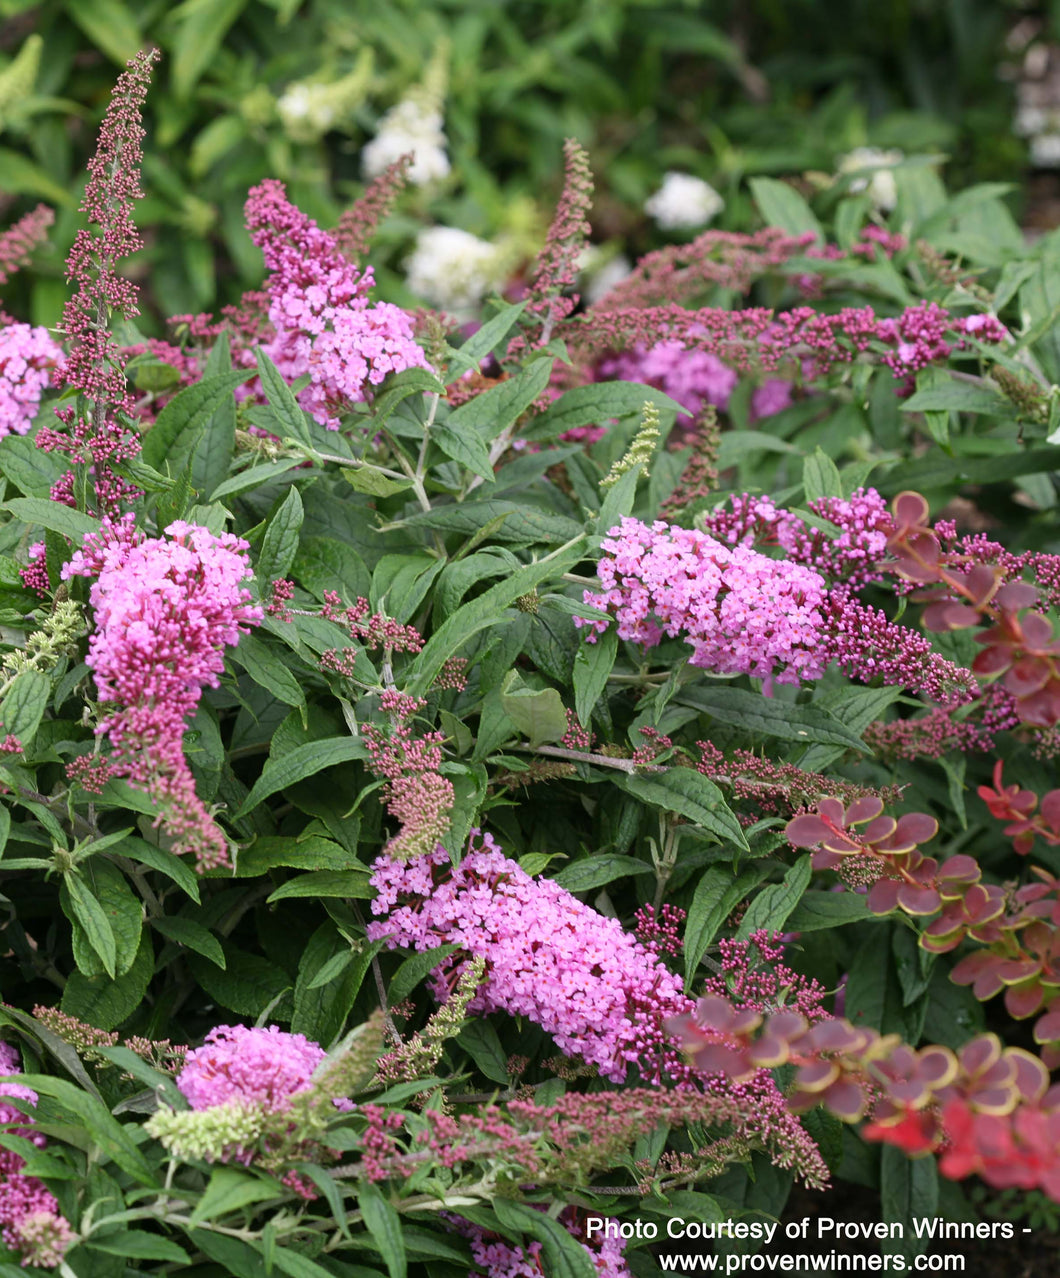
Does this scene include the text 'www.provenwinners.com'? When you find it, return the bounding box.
[586,1215,1028,1272]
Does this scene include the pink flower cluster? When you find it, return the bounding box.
[0,323,63,438]
[244,179,430,428]
[575,299,1006,389]
[702,489,892,590]
[177,1026,326,1112]
[576,516,830,685]
[598,341,736,425]
[64,517,262,870]
[368,831,691,1081]
[596,340,793,431]
[0,1043,74,1269]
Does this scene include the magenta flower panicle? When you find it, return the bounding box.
[64,518,262,871]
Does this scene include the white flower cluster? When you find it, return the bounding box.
[1015,105,1060,168]
[362,97,450,186]
[405,226,506,319]
[644,171,724,230]
[837,147,903,212]
[278,83,340,141]
[276,53,373,144]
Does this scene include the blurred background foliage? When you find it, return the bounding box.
[0,0,1049,328]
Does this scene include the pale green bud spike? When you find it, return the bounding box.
[0,35,42,127]
[600,401,661,491]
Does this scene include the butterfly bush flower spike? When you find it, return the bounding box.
[64,519,262,871]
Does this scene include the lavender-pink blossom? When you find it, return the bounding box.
[368,831,690,1082]
[0,1043,74,1269]
[577,516,830,685]
[244,179,430,428]
[177,1026,327,1112]
[0,323,62,438]
[64,518,262,870]
[597,340,737,424]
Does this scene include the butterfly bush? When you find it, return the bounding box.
[244,179,430,428]
[176,1026,328,1112]
[368,832,829,1187]
[0,323,63,438]
[8,40,1060,1277]
[576,515,831,685]
[368,829,690,1081]
[63,517,262,870]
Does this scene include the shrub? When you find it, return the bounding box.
[1,39,1059,1278]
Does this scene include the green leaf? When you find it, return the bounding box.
[880,1147,938,1260]
[234,835,356,878]
[552,854,652,893]
[523,381,686,442]
[802,447,843,502]
[293,536,371,603]
[389,944,462,1004]
[152,915,226,967]
[112,835,201,902]
[749,176,823,240]
[0,668,49,747]
[68,859,142,978]
[401,500,583,546]
[191,331,237,499]
[171,0,250,98]
[266,870,373,903]
[235,737,368,817]
[93,1044,188,1109]
[254,349,314,447]
[500,674,568,748]
[446,356,554,444]
[85,1233,190,1263]
[492,1201,596,1278]
[901,372,1013,417]
[258,486,304,583]
[371,554,445,623]
[446,302,527,377]
[683,866,771,981]
[61,932,153,1030]
[0,435,68,497]
[358,1182,407,1278]
[0,148,72,205]
[596,464,640,533]
[784,891,878,932]
[142,370,254,471]
[737,855,812,938]
[235,632,308,718]
[370,366,446,425]
[5,497,100,541]
[340,465,413,498]
[64,0,141,64]
[190,1166,281,1224]
[456,1019,509,1084]
[210,460,302,500]
[432,421,495,481]
[676,686,868,752]
[17,1073,155,1183]
[292,923,369,1043]
[408,538,587,694]
[189,1231,265,1278]
[619,769,747,849]
[0,1005,103,1100]
[187,946,290,1019]
[62,874,117,979]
